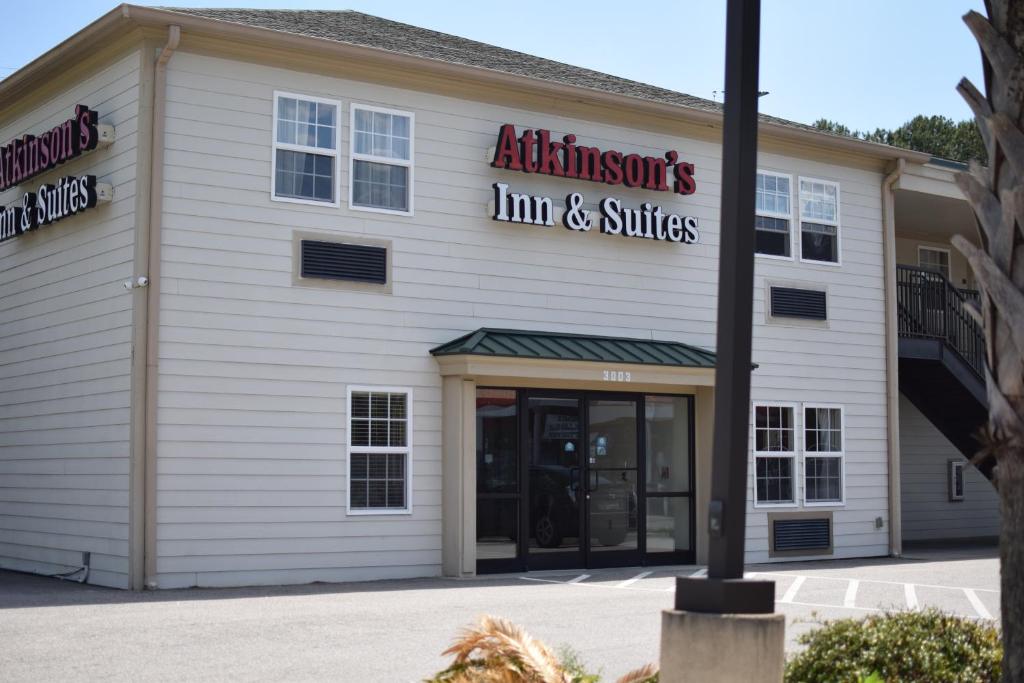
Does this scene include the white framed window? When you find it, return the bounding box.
[918,246,951,281]
[948,460,965,501]
[272,92,340,206]
[755,170,794,259]
[346,386,413,515]
[349,104,414,215]
[798,177,841,265]
[753,403,797,506]
[803,404,844,505]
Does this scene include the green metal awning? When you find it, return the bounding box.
[430,328,716,368]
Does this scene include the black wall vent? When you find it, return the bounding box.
[300,240,387,284]
[771,287,827,320]
[773,517,831,553]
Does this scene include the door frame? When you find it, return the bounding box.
[519,389,585,571]
[581,392,643,569]
[475,387,696,574]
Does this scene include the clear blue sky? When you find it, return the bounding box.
[0,1,985,132]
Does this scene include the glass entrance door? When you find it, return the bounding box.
[586,397,642,568]
[525,395,584,569]
[476,388,695,574]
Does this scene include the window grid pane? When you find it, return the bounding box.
[799,179,838,223]
[353,108,411,161]
[755,456,794,503]
[350,452,407,510]
[756,173,790,216]
[275,149,334,202]
[353,160,409,211]
[351,391,409,449]
[754,405,794,453]
[755,215,791,257]
[805,456,842,502]
[277,97,336,151]
[801,222,838,262]
[805,407,842,453]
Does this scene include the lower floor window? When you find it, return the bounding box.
[755,456,794,504]
[804,456,842,503]
[350,453,407,509]
[348,386,412,513]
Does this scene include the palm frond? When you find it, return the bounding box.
[614,662,659,683]
[438,615,568,682]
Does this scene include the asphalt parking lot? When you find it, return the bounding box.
[0,545,999,682]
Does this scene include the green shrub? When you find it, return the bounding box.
[785,609,1001,682]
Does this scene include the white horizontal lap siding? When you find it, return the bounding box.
[899,395,999,540]
[0,51,141,589]
[156,51,884,585]
[746,154,890,563]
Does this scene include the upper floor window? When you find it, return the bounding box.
[799,178,840,264]
[918,246,951,281]
[272,92,340,205]
[755,171,793,258]
[350,105,414,215]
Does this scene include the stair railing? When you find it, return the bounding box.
[896,264,985,378]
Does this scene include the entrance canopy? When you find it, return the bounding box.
[430,328,717,368]
[433,328,718,577]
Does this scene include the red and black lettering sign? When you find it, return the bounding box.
[0,105,99,193]
[491,124,696,196]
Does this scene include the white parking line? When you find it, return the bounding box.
[779,576,805,603]
[752,571,998,594]
[964,588,993,619]
[844,580,859,608]
[518,571,998,621]
[617,571,652,588]
[905,583,918,610]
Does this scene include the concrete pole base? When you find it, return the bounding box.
[659,609,785,683]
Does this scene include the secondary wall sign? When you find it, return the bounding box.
[489,124,700,244]
[0,105,114,243]
[0,174,110,242]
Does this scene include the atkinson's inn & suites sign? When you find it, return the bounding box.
[489,124,700,244]
[0,105,113,243]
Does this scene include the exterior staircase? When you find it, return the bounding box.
[896,265,993,480]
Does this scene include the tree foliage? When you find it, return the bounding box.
[813,115,987,164]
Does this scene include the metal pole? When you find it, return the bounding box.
[708,0,761,580]
[675,0,774,614]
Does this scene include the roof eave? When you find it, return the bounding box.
[0,4,931,164]
[0,5,133,109]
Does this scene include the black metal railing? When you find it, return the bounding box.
[896,265,985,378]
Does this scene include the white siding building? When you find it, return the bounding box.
[0,6,997,590]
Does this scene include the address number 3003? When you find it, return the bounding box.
[602,370,632,382]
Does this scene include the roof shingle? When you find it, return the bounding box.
[159,8,822,133]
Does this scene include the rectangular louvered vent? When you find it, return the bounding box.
[300,240,387,284]
[771,287,827,320]
[773,517,831,553]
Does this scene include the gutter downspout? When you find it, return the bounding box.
[143,24,180,589]
[882,158,905,558]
